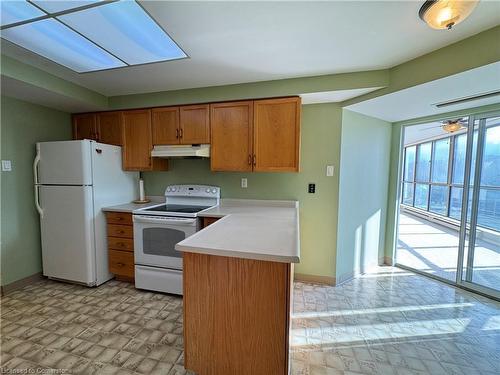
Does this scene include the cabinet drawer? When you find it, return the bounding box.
[107,224,133,238]
[106,212,133,225]
[108,237,134,252]
[109,250,134,278]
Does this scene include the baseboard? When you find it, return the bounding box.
[294,273,335,286]
[0,272,44,296]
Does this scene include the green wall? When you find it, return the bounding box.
[336,110,392,282]
[143,103,342,279]
[0,96,71,286]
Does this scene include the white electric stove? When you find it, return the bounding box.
[132,185,220,295]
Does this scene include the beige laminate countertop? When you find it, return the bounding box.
[102,200,163,213]
[176,199,300,264]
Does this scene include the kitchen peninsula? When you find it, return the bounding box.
[176,199,300,375]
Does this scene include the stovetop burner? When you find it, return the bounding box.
[146,204,211,214]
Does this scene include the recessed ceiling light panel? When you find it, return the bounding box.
[0,1,45,27]
[58,0,187,65]
[32,0,105,14]
[1,18,126,72]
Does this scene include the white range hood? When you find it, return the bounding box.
[151,144,210,158]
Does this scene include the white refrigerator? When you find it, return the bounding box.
[34,140,138,286]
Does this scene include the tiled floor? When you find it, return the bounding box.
[1,267,499,375]
[291,267,500,375]
[0,280,190,375]
[397,212,500,289]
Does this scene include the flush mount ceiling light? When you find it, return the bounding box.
[419,0,479,30]
[0,0,187,73]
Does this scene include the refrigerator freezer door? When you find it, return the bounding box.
[37,140,92,185]
[39,185,96,284]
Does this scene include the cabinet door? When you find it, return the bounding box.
[179,104,210,144]
[97,112,123,146]
[210,101,253,171]
[253,97,301,172]
[152,107,180,145]
[122,109,153,171]
[73,113,97,140]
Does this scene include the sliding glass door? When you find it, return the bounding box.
[458,115,500,296]
[396,111,500,299]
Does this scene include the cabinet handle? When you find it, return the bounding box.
[252,154,256,166]
[176,129,179,139]
[117,262,125,267]
[248,155,252,166]
[179,128,183,138]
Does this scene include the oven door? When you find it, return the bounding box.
[133,215,198,270]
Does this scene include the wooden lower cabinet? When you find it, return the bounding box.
[183,252,293,375]
[106,212,134,282]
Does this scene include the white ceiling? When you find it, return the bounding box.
[300,87,383,104]
[346,61,500,122]
[1,0,499,96]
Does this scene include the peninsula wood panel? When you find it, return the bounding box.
[152,107,180,145]
[210,101,253,171]
[97,112,123,146]
[179,104,210,144]
[183,252,292,375]
[253,97,301,172]
[73,113,97,141]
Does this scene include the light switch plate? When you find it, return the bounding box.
[241,178,248,188]
[2,160,12,172]
[326,165,334,177]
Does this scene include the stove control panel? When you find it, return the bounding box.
[165,185,220,198]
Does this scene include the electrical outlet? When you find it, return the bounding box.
[241,178,248,188]
[308,183,316,193]
[326,165,334,177]
[1,160,12,172]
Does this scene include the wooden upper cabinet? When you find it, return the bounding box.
[122,109,167,171]
[210,101,253,172]
[152,107,180,145]
[73,114,97,141]
[179,104,210,144]
[253,97,301,172]
[97,112,123,146]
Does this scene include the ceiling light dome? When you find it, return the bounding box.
[419,0,479,30]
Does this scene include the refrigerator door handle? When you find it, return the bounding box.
[34,185,43,218]
[34,145,43,217]
[34,144,40,185]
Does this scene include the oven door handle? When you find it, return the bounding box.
[133,215,197,225]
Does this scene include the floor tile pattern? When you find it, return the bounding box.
[291,267,500,375]
[1,267,499,375]
[1,280,191,375]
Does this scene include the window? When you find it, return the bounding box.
[402,183,414,205]
[449,187,463,220]
[453,132,478,185]
[431,138,450,183]
[477,189,500,231]
[414,184,429,210]
[416,142,432,182]
[481,125,500,187]
[404,146,416,182]
[429,185,448,215]
[402,119,499,233]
